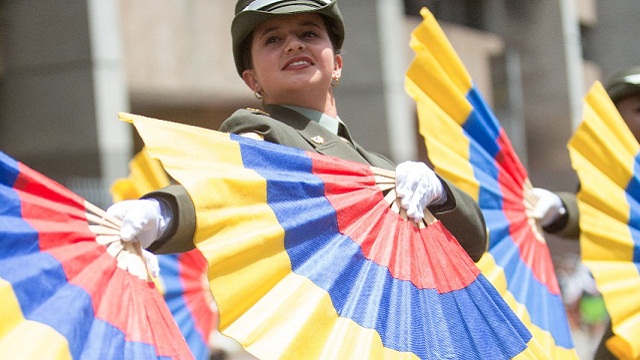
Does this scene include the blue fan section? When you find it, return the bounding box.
[232,134,533,359]
[461,87,575,349]
[626,154,640,270]
[159,254,209,360]
[0,150,183,360]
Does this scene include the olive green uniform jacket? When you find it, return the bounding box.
[146,105,488,262]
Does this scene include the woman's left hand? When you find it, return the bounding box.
[531,187,566,227]
[395,161,446,222]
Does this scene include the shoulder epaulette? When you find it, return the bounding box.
[246,108,270,116]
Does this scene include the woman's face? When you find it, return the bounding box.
[242,13,342,106]
[617,93,640,143]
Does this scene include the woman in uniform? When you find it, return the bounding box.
[108,0,487,263]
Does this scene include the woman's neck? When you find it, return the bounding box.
[265,90,338,117]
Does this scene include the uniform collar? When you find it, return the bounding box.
[282,105,345,135]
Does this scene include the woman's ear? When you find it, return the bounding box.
[333,54,343,80]
[242,69,260,93]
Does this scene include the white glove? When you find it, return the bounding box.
[142,249,160,278]
[395,161,446,222]
[105,242,161,279]
[106,199,170,249]
[531,188,566,227]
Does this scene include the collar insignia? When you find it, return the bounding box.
[246,108,270,116]
[310,135,325,145]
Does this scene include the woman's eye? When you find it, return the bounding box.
[303,31,318,38]
[265,36,280,45]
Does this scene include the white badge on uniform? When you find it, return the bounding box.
[310,136,325,145]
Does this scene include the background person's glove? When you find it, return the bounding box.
[106,199,170,249]
[531,187,566,227]
[395,161,446,222]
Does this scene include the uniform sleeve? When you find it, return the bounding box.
[143,185,197,254]
[542,191,579,240]
[428,177,488,262]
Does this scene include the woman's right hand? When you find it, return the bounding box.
[106,199,169,249]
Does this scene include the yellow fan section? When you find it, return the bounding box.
[405,8,575,359]
[0,278,72,359]
[111,148,171,203]
[569,81,640,360]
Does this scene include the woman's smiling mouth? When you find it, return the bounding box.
[283,58,314,69]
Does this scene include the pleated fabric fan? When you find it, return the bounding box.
[568,81,640,360]
[0,150,193,359]
[111,148,219,360]
[120,112,549,359]
[404,8,577,359]
[153,251,217,360]
[111,147,172,203]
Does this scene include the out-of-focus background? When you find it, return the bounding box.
[1,0,636,358]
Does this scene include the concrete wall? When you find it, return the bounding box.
[117,0,256,149]
[586,0,640,79]
[119,0,248,106]
[0,0,130,201]
[2,0,638,206]
[502,1,577,191]
[1,1,98,178]
[331,0,395,161]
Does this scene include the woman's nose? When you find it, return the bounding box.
[285,38,305,53]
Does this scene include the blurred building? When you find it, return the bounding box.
[1,0,638,221]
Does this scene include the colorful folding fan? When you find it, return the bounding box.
[0,150,193,359]
[111,148,219,360]
[568,81,640,360]
[120,111,550,359]
[154,251,217,360]
[404,8,577,359]
[111,147,171,203]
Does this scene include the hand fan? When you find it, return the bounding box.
[111,148,219,360]
[404,7,577,358]
[0,150,193,359]
[111,147,171,203]
[568,81,640,360]
[120,111,550,360]
[154,251,218,360]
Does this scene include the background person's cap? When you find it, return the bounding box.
[605,65,640,104]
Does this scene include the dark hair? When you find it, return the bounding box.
[239,15,341,73]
